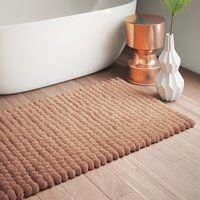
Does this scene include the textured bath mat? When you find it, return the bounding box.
[0,78,195,200]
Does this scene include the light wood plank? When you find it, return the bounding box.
[175,95,200,117]
[169,158,200,189]
[27,196,40,200]
[147,142,182,165]
[37,185,74,200]
[4,93,31,107]
[62,175,109,200]
[183,128,200,148]
[41,84,64,97]
[0,96,12,110]
[119,192,144,200]
[127,150,200,200]
[166,101,200,123]
[106,157,137,176]
[57,79,82,93]
[164,135,200,167]
[166,102,200,130]
[120,168,176,200]
[23,89,47,102]
[85,166,133,200]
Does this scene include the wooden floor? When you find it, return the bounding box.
[1,47,200,200]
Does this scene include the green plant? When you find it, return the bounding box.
[162,0,191,35]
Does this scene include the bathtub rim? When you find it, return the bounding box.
[0,0,136,30]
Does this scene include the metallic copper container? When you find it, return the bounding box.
[125,14,165,85]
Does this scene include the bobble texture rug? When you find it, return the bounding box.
[0,78,195,200]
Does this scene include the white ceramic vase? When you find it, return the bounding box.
[156,33,184,101]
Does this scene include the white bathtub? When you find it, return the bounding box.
[0,0,136,94]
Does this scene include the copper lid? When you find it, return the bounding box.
[125,14,165,50]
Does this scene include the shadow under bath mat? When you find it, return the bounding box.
[0,78,195,200]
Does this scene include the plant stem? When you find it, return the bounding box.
[170,13,175,35]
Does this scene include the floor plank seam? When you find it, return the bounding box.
[131,151,200,196]
[193,127,200,132]
[59,184,78,200]
[183,131,200,148]
[105,165,146,200]
[126,156,182,200]
[167,158,200,192]
[164,138,200,170]
[147,148,183,167]
[108,168,166,200]
[175,101,200,118]
[83,175,112,200]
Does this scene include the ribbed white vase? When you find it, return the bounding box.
[156,33,184,101]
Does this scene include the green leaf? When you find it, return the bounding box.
[162,0,191,15]
[161,0,192,34]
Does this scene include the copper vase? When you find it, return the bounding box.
[125,14,165,85]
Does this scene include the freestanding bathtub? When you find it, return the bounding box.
[0,0,137,94]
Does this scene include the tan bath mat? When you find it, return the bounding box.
[0,78,195,200]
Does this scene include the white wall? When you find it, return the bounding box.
[137,0,200,74]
